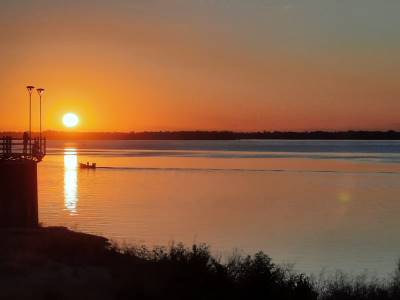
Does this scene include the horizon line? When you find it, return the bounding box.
[1,129,400,134]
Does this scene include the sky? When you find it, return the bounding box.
[0,0,399,132]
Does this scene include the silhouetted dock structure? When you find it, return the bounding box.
[1,136,46,161]
[0,86,47,228]
[0,135,46,228]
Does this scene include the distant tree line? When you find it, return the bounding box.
[2,130,400,140]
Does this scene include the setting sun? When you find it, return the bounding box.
[62,113,79,128]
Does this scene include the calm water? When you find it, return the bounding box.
[38,140,400,276]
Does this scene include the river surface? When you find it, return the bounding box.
[38,140,400,276]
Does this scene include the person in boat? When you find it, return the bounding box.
[81,162,96,169]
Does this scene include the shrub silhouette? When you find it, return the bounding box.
[2,227,400,300]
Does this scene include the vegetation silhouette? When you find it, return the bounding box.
[1,227,400,299]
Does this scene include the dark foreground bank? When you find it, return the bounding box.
[0,227,399,300]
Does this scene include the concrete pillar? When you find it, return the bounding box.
[0,160,38,227]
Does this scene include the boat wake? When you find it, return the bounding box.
[94,166,400,175]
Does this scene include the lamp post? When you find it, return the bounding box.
[26,86,35,155]
[36,88,45,150]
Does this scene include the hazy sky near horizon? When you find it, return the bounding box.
[1,0,399,131]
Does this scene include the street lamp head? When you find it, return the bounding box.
[37,88,45,96]
[26,86,35,94]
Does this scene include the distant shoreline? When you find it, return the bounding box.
[2,130,400,140]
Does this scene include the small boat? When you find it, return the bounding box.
[79,162,97,169]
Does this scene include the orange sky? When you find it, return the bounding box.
[1,1,399,132]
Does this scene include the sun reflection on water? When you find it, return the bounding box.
[64,148,78,215]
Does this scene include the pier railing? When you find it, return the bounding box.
[0,136,46,162]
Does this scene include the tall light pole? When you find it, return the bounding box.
[37,88,45,150]
[26,85,35,155]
